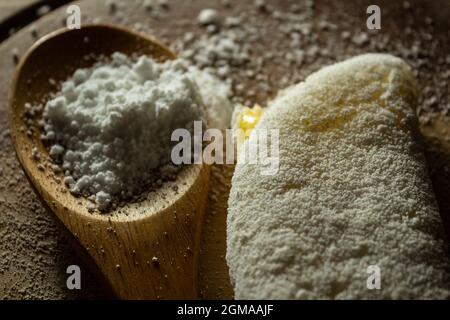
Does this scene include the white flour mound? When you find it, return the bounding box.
[43,53,205,211]
[227,54,450,299]
[187,65,233,130]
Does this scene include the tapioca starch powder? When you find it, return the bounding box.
[42,52,205,211]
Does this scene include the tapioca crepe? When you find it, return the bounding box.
[227,54,450,299]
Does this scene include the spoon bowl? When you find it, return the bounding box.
[8,24,210,299]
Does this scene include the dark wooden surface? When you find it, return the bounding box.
[0,0,449,299]
[0,0,39,22]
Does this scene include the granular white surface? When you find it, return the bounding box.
[43,52,204,211]
[227,54,450,299]
[187,65,233,130]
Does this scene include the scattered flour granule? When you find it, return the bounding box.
[42,52,208,211]
[227,54,450,299]
[197,9,220,26]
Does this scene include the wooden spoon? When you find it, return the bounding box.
[8,24,210,299]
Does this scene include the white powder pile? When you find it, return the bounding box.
[176,19,253,88]
[227,54,450,299]
[187,66,233,130]
[180,31,251,75]
[42,52,205,211]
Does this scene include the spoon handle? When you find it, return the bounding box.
[62,164,210,299]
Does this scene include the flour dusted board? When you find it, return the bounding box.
[0,0,40,23]
[0,0,449,299]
